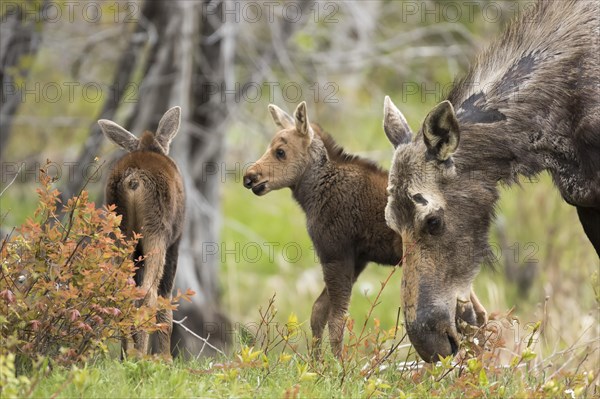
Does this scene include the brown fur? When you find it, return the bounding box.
[100,107,185,358]
[383,0,599,362]
[244,102,403,357]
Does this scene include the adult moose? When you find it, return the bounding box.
[383,0,599,362]
[243,102,404,357]
[99,107,185,358]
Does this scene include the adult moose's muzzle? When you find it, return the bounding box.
[401,249,484,362]
[406,305,461,362]
[406,288,488,362]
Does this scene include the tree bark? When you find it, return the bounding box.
[61,0,160,202]
[0,0,50,161]
[80,0,232,356]
[169,0,231,357]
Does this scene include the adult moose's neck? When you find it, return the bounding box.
[445,0,595,193]
[452,116,544,186]
[447,51,559,185]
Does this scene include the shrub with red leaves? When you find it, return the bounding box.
[0,166,173,368]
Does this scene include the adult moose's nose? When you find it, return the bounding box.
[406,306,460,362]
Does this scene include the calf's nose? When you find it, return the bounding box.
[243,172,257,188]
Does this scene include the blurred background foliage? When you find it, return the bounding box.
[1,0,598,364]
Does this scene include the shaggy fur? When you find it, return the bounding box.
[383,0,599,362]
[244,102,403,357]
[100,107,185,358]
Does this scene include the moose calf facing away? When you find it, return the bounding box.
[243,101,404,357]
[99,107,185,358]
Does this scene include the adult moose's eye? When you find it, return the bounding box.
[275,148,286,160]
[425,214,444,236]
[412,193,428,206]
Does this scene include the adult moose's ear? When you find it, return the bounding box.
[155,106,181,154]
[383,96,413,148]
[268,104,294,130]
[98,119,139,152]
[293,101,314,141]
[423,100,460,162]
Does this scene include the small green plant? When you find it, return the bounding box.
[0,353,32,397]
[0,165,173,370]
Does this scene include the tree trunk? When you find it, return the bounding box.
[56,0,231,357]
[0,0,49,161]
[61,0,160,202]
[169,0,232,357]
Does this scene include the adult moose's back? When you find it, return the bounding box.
[382,0,599,362]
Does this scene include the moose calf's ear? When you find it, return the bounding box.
[155,106,181,154]
[383,96,413,148]
[98,119,139,153]
[268,104,294,130]
[423,100,460,162]
[293,101,314,141]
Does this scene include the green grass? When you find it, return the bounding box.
[15,338,598,398]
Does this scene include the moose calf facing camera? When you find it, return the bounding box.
[99,106,185,358]
[244,101,404,358]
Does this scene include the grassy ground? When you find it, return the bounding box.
[23,349,597,398]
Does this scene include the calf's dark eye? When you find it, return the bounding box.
[275,148,286,160]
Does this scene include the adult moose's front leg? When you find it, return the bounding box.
[456,288,488,330]
[323,260,354,358]
[576,206,600,257]
[310,287,330,358]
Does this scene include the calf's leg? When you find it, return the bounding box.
[470,289,487,326]
[323,260,354,358]
[134,235,167,355]
[310,287,330,358]
[155,238,181,357]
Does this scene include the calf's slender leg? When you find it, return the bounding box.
[133,235,167,354]
[310,287,330,357]
[155,238,181,357]
[323,259,354,358]
[470,289,488,326]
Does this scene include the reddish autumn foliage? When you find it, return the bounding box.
[0,167,177,367]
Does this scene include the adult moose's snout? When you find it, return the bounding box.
[406,306,460,362]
